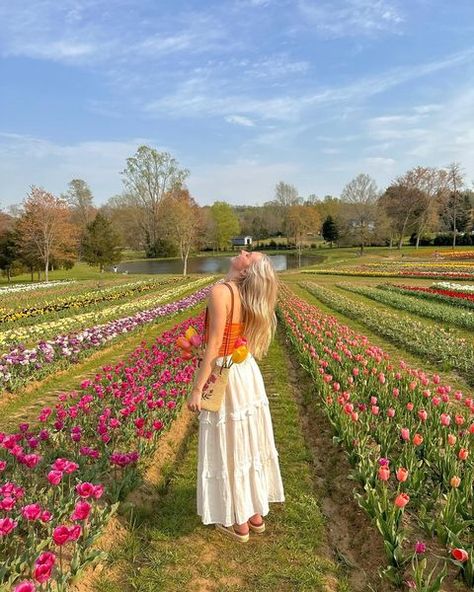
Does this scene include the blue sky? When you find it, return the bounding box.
[1,0,473,207]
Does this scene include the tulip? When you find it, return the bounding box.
[413,433,423,446]
[394,493,410,508]
[458,448,469,461]
[231,345,248,364]
[234,336,247,348]
[396,467,408,482]
[451,548,469,562]
[13,582,36,592]
[351,411,359,422]
[181,350,193,360]
[371,405,379,415]
[447,434,457,446]
[415,541,426,554]
[71,501,91,521]
[406,402,414,411]
[400,428,410,441]
[392,388,399,397]
[418,409,428,422]
[176,336,191,350]
[450,476,461,488]
[0,517,18,535]
[440,413,451,426]
[378,465,390,481]
[189,334,202,347]
[387,407,395,418]
[184,326,197,341]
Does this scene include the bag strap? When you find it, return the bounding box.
[203,282,235,356]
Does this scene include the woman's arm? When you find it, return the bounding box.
[191,283,228,393]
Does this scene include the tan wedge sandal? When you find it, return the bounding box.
[248,517,265,534]
[215,523,249,543]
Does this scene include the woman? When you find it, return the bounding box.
[187,249,285,543]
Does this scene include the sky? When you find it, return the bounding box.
[0,0,473,208]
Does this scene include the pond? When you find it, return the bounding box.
[110,253,325,275]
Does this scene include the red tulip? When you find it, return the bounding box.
[452,548,469,562]
[413,433,423,446]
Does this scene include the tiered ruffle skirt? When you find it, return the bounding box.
[197,352,285,526]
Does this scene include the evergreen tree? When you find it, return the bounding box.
[82,213,123,271]
[322,215,339,247]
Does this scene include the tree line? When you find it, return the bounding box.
[1,145,473,281]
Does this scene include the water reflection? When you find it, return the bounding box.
[110,253,324,275]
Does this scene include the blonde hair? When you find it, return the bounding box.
[236,253,279,360]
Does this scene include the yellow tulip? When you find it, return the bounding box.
[185,326,198,341]
[231,345,249,364]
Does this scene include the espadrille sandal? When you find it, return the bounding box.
[215,523,249,543]
[248,517,265,534]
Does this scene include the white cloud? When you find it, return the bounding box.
[225,115,256,127]
[298,0,404,38]
[0,133,159,204]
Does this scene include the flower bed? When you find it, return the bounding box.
[302,262,474,280]
[278,283,474,588]
[0,278,214,393]
[338,283,474,331]
[0,309,204,591]
[377,284,474,311]
[0,281,75,295]
[300,282,474,386]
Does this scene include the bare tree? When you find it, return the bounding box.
[286,204,320,264]
[273,181,301,244]
[16,187,79,281]
[161,188,202,275]
[443,162,465,248]
[380,181,424,250]
[340,173,379,255]
[121,145,189,256]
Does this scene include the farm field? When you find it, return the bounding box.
[2,247,474,592]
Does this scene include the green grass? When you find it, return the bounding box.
[93,330,350,592]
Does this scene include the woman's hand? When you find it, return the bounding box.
[187,386,202,412]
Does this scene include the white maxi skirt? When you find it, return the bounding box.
[197,352,285,527]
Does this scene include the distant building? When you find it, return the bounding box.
[231,235,253,247]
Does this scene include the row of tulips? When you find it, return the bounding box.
[0,281,75,295]
[0,304,206,591]
[433,282,474,293]
[338,283,474,332]
[278,283,474,589]
[440,251,474,260]
[0,277,215,350]
[381,284,474,310]
[0,278,178,325]
[302,262,474,280]
[302,282,474,386]
[0,277,215,393]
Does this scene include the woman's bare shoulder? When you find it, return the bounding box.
[209,283,230,300]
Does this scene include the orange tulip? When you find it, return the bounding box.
[447,434,457,446]
[378,466,390,481]
[450,476,461,488]
[396,467,408,482]
[394,493,410,509]
[176,336,191,350]
[413,433,423,446]
[458,448,469,461]
[181,350,193,360]
[231,345,249,364]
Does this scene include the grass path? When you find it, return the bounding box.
[90,328,392,592]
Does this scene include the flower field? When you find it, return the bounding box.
[278,282,474,588]
[381,284,474,310]
[302,261,474,280]
[338,283,474,331]
[0,304,207,591]
[0,277,215,393]
[300,281,474,386]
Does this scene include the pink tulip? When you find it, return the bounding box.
[418,409,428,422]
[71,501,91,521]
[387,408,395,418]
[378,466,390,481]
[400,428,410,441]
[13,582,36,592]
[406,402,414,411]
[0,517,18,535]
[440,413,451,426]
[22,503,43,521]
[394,493,410,508]
[47,470,63,486]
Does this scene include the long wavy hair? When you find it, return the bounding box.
[236,253,279,360]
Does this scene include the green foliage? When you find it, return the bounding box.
[209,201,240,251]
[82,213,123,271]
[322,215,339,245]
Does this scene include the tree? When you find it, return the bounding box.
[81,212,122,272]
[379,182,423,249]
[286,204,321,263]
[273,181,301,244]
[443,162,466,248]
[340,173,379,255]
[121,146,189,256]
[16,187,79,281]
[0,230,17,282]
[322,215,339,247]
[160,188,202,275]
[209,201,240,251]
[62,179,96,231]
